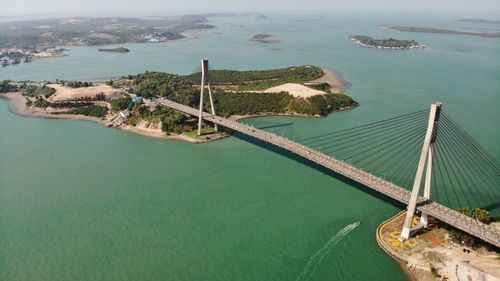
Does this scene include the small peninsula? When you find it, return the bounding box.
[0,66,356,143]
[349,35,425,50]
[377,210,500,281]
[379,24,500,38]
[98,47,130,53]
[250,34,281,44]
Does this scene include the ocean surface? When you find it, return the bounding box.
[1,13,499,281]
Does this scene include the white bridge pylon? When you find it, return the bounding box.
[400,102,442,241]
[197,58,218,136]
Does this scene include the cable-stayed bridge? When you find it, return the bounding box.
[157,97,500,248]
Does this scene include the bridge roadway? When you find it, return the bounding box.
[157,98,500,248]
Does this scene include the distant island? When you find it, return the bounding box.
[349,35,425,50]
[459,19,500,25]
[0,65,356,143]
[98,47,130,53]
[250,34,280,44]
[379,24,500,38]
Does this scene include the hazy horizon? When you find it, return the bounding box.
[1,0,499,18]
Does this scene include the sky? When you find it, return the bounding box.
[1,0,499,17]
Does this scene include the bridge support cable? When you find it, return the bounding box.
[440,114,500,195]
[158,97,500,248]
[298,109,429,145]
[319,115,428,157]
[400,102,442,241]
[308,114,429,189]
[435,121,495,207]
[434,141,464,208]
[300,110,429,148]
[197,59,218,135]
[431,113,500,213]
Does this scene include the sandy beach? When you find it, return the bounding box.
[48,84,123,102]
[309,66,351,93]
[0,92,109,125]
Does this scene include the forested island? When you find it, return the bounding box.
[0,65,357,142]
[350,35,425,50]
[98,47,130,53]
[250,34,280,44]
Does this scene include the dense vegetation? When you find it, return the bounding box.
[129,66,357,119]
[127,104,184,134]
[67,105,108,117]
[0,80,17,93]
[186,66,324,90]
[444,208,499,249]
[214,91,356,116]
[132,72,195,102]
[31,96,94,109]
[98,47,130,53]
[24,85,56,98]
[111,97,131,111]
[59,81,94,88]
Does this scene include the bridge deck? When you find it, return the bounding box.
[158,98,500,248]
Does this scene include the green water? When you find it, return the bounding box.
[1,13,499,280]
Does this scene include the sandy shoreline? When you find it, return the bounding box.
[310,66,352,93]
[0,92,200,142]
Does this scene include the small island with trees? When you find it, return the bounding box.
[98,47,130,53]
[250,34,281,44]
[350,35,425,50]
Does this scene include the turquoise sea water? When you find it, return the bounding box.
[1,13,499,280]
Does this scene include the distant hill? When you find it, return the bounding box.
[0,15,215,48]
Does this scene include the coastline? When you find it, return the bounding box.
[0,92,212,143]
[0,65,355,143]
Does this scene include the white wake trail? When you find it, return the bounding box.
[295,221,361,281]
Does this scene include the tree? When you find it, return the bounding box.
[111,98,131,111]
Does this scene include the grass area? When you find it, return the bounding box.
[184,126,218,140]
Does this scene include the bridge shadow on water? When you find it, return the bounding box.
[256,122,294,130]
[232,131,407,210]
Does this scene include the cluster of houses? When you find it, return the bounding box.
[119,96,143,118]
[0,51,32,67]
[140,32,183,43]
[1,47,67,67]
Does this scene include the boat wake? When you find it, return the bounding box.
[295,221,361,281]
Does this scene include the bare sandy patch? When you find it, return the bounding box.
[263,83,326,98]
[48,84,123,102]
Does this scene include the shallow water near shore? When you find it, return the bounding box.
[1,13,499,281]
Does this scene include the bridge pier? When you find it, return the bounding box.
[197,58,218,136]
[400,102,442,241]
